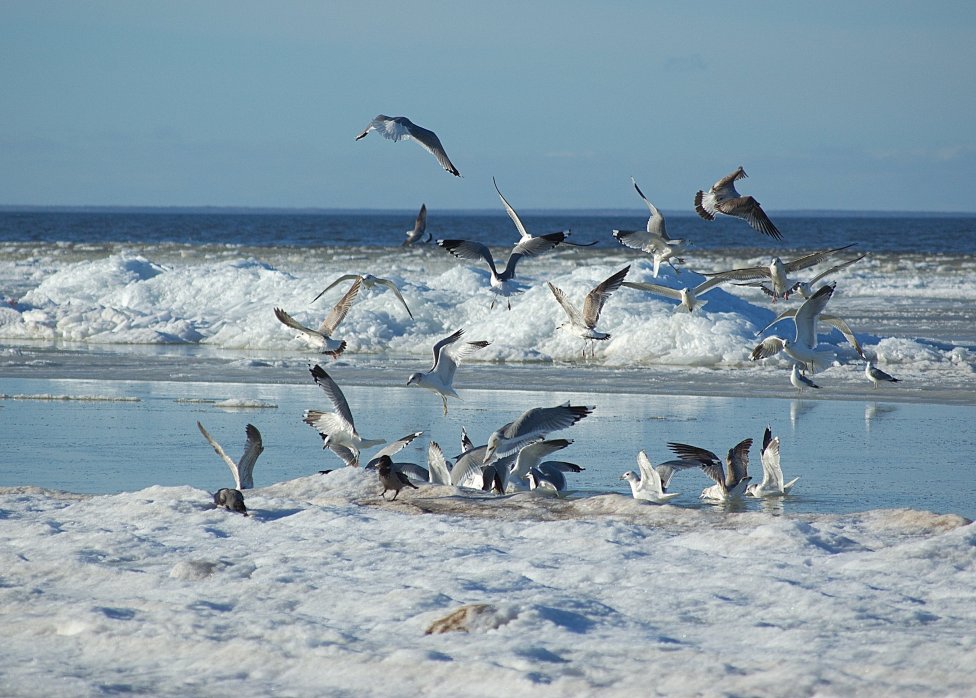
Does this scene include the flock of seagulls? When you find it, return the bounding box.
[202,112,902,514]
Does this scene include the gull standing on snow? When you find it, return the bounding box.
[694,166,782,240]
[312,273,413,319]
[303,365,384,467]
[865,360,900,389]
[622,274,724,313]
[403,203,430,245]
[406,329,490,414]
[790,363,821,392]
[751,283,837,371]
[197,421,264,490]
[612,177,688,277]
[547,265,630,358]
[668,438,753,502]
[274,277,361,357]
[355,114,460,176]
[704,244,856,301]
[376,455,419,500]
[620,451,681,504]
[438,233,567,309]
[747,426,799,497]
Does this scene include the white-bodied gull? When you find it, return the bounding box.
[612,177,688,277]
[747,426,799,497]
[303,365,384,468]
[865,360,900,389]
[312,273,413,320]
[484,402,594,464]
[493,177,594,247]
[704,244,856,301]
[355,114,460,176]
[758,301,866,360]
[751,283,837,371]
[620,451,681,504]
[792,254,866,299]
[547,265,630,358]
[622,275,724,313]
[274,276,361,357]
[790,363,821,392]
[197,421,263,490]
[406,329,490,414]
[694,166,782,239]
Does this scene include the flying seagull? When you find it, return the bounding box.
[694,166,782,239]
[406,329,490,414]
[403,203,430,245]
[303,364,384,467]
[612,177,688,277]
[747,426,799,497]
[668,438,753,502]
[438,233,566,309]
[704,244,856,301]
[274,276,361,357]
[791,254,866,299]
[751,283,836,371]
[548,265,630,358]
[494,177,594,247]
[758,302,866,360]
[355,114,460,176]
[622,275,724,313]
[312,273,413,319]
[197,421,264,490]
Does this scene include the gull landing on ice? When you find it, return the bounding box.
[406,329,490,415]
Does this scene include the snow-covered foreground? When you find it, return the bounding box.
[2,470,974,697]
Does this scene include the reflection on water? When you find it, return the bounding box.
[1,377,973,519]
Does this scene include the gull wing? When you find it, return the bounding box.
[441,339,489,386]
[714,197,782,240]
[548,283,585,327]
[713,166,748,191]
[760,429,783,491]
[793,283,835,348]
[806,254,865,286]
[503,232,566,278]
[631,178,667,237]
[413,203,427,236]
[499,404,594,441]
[428,328,464,373]
[582,266,630,327]
[438,239,499,275]
[450,445,488,487]
[371,431,424,463]
[691,275,726,296]
[401,118,460,177]
[493,177,531,240]
[197,421,242,490]
[784,244,857,273]
[308,365,356,430]
[654,458,698,491]
[622,281,683,302]
[370,277,413,319]
[274,307,315,336]
[751,336,787,361]
[327,442,360,468]
[311,274,361,304]
[512,438,572,479]
[820,313,865,359]
[703,264,770,283]
[726,438,753,486]
[757,308,797,336]
[319,276,362,335]
[426,441,452,485]
[636,450,665,496]
[237,424,263,489]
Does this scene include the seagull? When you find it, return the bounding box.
[668,439,753,502]
[303,365,384,467]
[747,426,799,497]
[694,166,782,239]
[620,451,681,504]
[509,438,574,489]
[438,233,567,309]
[197,421,264,490]
[406,329,490,414]
[274,277,361,357]
[526,461,585,496]
[612,177,688,277]
[362,431,425,470]
[425,441,453,485]
[311,273,413,319]
[484,403,594,464]
[758,303,866,360]
[403,203,430,245]
[355,114,460,176]
[790,363,821,392]
[547,265,630,358]
[704,244,856,301]
[865,360,900,389]
[376,455,419,500]
[622,275,724,313]
[750,283,836,371]
[493,177,594,247]
[213,488,248,516]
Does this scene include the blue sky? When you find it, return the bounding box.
[2,1,974,212]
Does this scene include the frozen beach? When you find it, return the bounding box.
[2,212,976,696]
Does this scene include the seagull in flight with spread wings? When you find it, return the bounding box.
[612,177,688,277]
[694,166,781,239]
[312,273,413,319]
[355,114,460,176]
[197,421,264,490]
[407,329,490,414]
[274,277,361,357]
[403,203,430,245]
[548,265,630,358]
[704,244,856,301]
